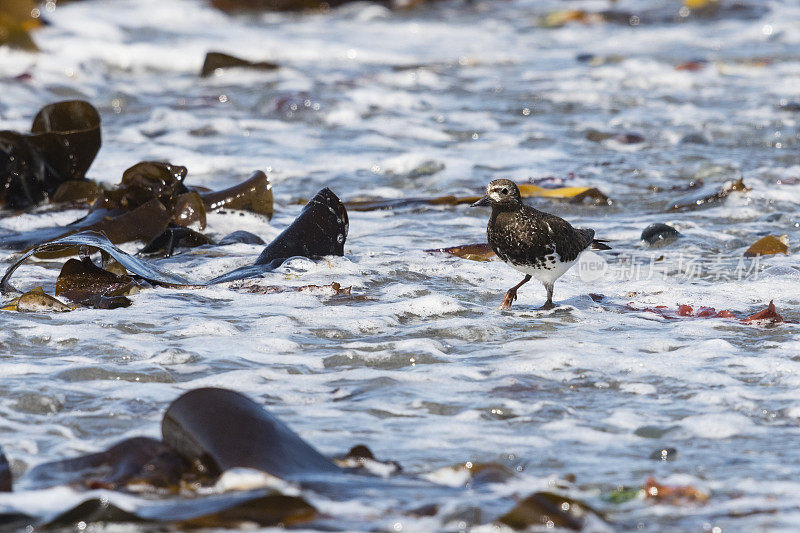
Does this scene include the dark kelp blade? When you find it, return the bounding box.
[255,187,347,266]
[208,187,347,284]
[199,170,273,219]
[161,388,341,480]
[29,100,102,181]
[1,231,194,295]
[200,52,279,77]
[665,177,749,211]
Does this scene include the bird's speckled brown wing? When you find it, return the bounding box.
[488,205,594,266]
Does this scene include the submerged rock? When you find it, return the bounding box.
[200,51,279,77]
[219,230,266,246]
[640,223,681,246]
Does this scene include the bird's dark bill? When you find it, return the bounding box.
[471,195,491,207]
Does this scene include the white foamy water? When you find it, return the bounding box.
[1,0,800,530]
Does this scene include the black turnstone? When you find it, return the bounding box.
[472,179,610,310]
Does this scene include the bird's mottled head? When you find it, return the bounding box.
[471,179,522,208]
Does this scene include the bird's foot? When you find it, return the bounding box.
[539,300,555,311]
[499,290,517,310]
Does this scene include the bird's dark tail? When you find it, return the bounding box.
[590,239,611,251]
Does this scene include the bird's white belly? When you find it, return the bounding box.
[510,255,578,284]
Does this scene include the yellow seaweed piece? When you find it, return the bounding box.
[517,184,609,202]
[744,235,789,257]
[3,287,73,312]
[684,0,718,9]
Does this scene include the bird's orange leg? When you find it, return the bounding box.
[499,274,531,310]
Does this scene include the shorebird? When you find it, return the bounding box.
[472,179,610,310]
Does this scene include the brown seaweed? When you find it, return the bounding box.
[0,100,101,208]
[162,387,341,480]
[25,437,188,490]
[1,231,193,296]
[198,170,273,219]
[425,243,495,261]
[498,492,599,530]
[43,492,316,529]
[200,51,279,77]
[2,187,348,293]
[344,183,608,211]
[0,166,270,252]
[55,257,136,309]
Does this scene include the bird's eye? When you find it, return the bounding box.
[501,188,508,195]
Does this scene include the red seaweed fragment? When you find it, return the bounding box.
[627,300,784,325]
[743,300,784,324]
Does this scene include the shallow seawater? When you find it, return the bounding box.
[2,0,800,530]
